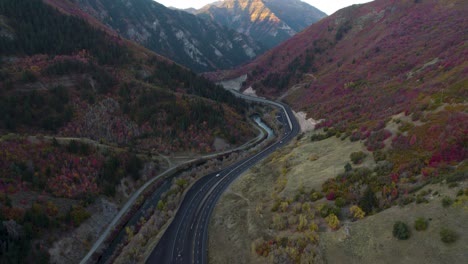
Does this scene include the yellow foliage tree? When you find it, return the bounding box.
[280,202,289,212]
[325,213,340,230]
[297,214,308,231]
[349,205,366,220]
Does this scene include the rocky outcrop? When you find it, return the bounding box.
[71,0,265,72]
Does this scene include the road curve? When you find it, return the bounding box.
[146,94,300,264]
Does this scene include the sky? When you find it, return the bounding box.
[155,0,373,15]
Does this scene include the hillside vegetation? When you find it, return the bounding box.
[210,0,466,131]
[0,0,257,262]
[208,0,467,263]
[208,0,467,198]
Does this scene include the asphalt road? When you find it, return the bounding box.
[146,95,300,264]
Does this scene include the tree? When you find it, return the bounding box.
[440,228,458,243]
[414,217,428,231]
[272,214,286,230]
[325,214,340,230]
[68,205,90,227]
[297,214,308,231]
[344,162,352,172]
[393,221,410,240]
[350,151,367,164]
[335,197,346,208]
[349,205,365,220]
[359,187,378,214]
[442,196,453,208]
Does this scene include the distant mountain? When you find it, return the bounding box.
[69,0,266,72]
[195,0,327,48]
[181,7,197,14]
[210,0,467,131]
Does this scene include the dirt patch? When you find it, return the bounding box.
[293,111,323,133]
[218,75,247,91]
[243,86,258,97]
[213,137,231,152]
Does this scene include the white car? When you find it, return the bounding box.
[216,173,220,177]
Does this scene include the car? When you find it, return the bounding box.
[216,173,220,177]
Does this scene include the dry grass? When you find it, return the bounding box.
[320,183,468,264]
[208,132,468,263]
[208,134,365,263]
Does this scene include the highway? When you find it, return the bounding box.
[146,93,300,264]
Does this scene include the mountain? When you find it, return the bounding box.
[66,0,265,72]
[195,0,327,48]
[1,0,255,153]
[0,0,257,261]
[211,0,467,132]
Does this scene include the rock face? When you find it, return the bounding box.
[71,0,265,72]
[195,0,327,48]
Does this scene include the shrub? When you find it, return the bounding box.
[330,206,341,217]
[68,205,91,227]
[414,217,428,231]
[272,214,286,230]
[359,187,378,214]
[310,191,323,201]
[350,151,367,164]
[440,228,458,243]
[344,163,352,172]
[325,214,340,230]
[393,221,410,240]
[335,197,346,208]
[21,70,37,83]
[442,197,453,208]
[349,205,365,220]
[373,150,387,162]
[319,204,330,218]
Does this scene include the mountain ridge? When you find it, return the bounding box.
[195,0,327,48]
[68,0,266,72]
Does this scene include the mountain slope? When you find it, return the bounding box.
[213,0,467,130]
[68,0,265,72]
[195,0,326,48]
[0,0,255,154]
[0,0,256,262]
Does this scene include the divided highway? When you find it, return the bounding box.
[146,93,300,264]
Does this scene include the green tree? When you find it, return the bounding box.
[359,187,378,214]
[350,151,367,164]
[393,221,410,240]
[440,228,458,243]
[344,162,352,172]
[414,217,428,231]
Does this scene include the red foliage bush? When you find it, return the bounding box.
[326,191,336,201]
